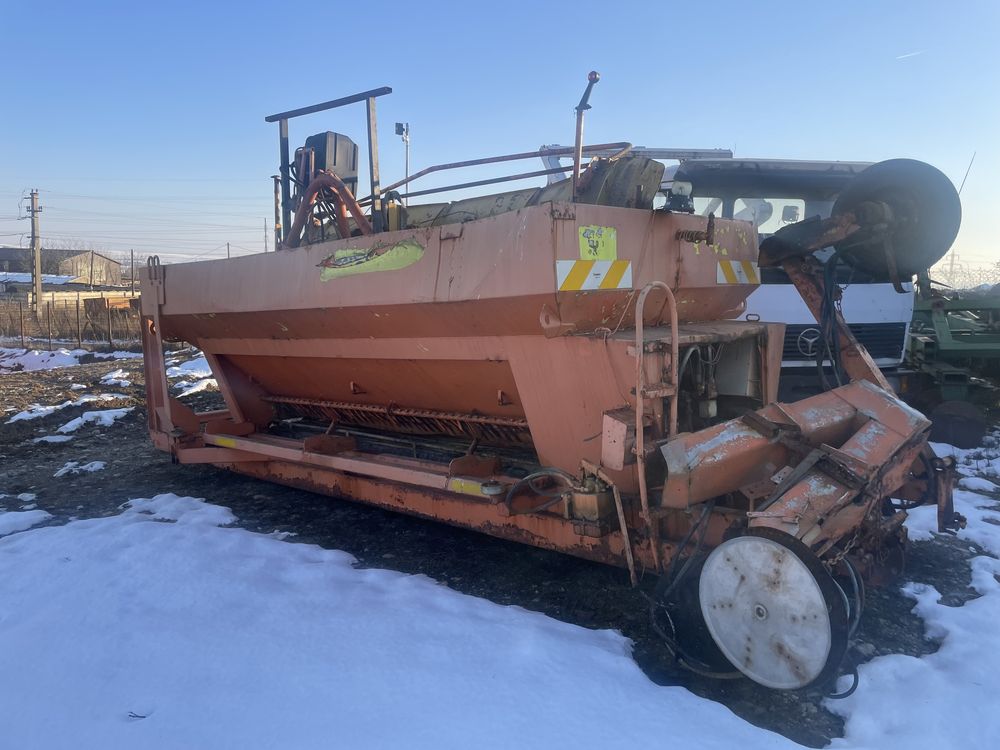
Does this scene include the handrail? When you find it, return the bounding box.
[634,281,679,573]
[372,142,632,201]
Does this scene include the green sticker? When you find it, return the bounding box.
[579,225,617,260]
[318,239,425,280]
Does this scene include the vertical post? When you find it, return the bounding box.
[366,97,384,233]
[29,190,43,312]
[279,119,291,244]
[272,175,282,249]
[17,300,25,349]
[130,248,136,295]
[226,242,231,259]
[264,219,269,253]
[572,71,600,202]
[46,301,52,351]
[106,301,113,350]
[89,250,95,290]
[75,297,82,348]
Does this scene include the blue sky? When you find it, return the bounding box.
[1,0,996,265]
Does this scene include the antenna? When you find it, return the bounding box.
[958,151,976,195]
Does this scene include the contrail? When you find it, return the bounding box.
[895,50,925,60]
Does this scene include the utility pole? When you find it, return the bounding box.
[264,219,269,253]
[28,190,43,311]
[226,242,231,259]
[130,248,136,295]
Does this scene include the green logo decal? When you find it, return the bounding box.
[318,239,425,281]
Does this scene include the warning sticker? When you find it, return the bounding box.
[717,260,760,285]
[579,225,617,260]
[556,260,632,291]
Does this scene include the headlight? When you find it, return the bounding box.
[671,180,693,197]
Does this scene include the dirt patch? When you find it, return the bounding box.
[0,358,987,748]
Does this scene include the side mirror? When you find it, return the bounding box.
[781,205,801,224]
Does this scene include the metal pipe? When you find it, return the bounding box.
[265,87,392,123]
[634,281,680,573]
[366,96,384,232]
[582,459,637,587]
[572,71,601,202]
[382,166,573,202]
[279,119,291,243]
[375,142,631,197]
[271,175,282,250]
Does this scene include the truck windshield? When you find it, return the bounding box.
[733,198,806,237]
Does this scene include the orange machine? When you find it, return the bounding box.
[141,77,961,692]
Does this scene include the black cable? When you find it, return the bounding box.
[504,468,577,515]
[647,501,742,680]
[842,556,865,639]
[820,252,845,388]
[827,665,860,699]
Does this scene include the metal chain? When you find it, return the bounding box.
[825,526,862,571]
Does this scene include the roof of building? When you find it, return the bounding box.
[0,272,76,285]
[0,245,80,263]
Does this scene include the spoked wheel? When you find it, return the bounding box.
[697,528,850,690]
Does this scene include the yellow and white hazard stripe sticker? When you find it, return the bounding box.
[556,260,633,291]
[717,260,760,285]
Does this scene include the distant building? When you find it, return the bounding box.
[0,245,77,275]
[58,252,122,286]
[0,246,122,286]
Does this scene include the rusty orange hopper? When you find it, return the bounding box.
[141,81,961,693]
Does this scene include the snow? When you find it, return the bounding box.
[56,407,133,433]
[825,485,1000,749]
[101,368,131,387]
[0,347,142,373]
[166,355,212,379]
[0,347,87,372]
[0,493,798,750]
[958,476,999,493]
[174,377,217,397]
[70,383,87,390]
[53,460,107,477]
[2,435,1000,748]
[6,393,124,424]
[32,435,73,444]
[92,351,143,361]
[0,509,52,536]
[6,401,68,423]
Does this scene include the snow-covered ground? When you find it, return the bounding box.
[0,347,141,373]
[2,341,999,747]
[2,345,219,400]
[7,393,125,424]
[0,453,998,749]
[0,494,799,750]
[56,407,133,433]
[166,355,218,397]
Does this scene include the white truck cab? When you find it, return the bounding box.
[664,159,914,396]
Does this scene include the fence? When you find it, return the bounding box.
[0,296,142,350]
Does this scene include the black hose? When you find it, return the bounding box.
[818,253,845,389]
[827,665,860,699]
[648,501,742,680]
[843,556,865,639]
[504,468,577,515]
